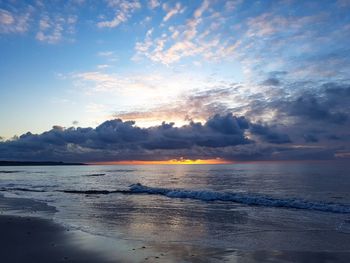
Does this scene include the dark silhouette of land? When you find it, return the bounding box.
[0,161,86,166]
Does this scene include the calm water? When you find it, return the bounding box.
[1,162,350,260]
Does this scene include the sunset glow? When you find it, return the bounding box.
[1,0,349,162]
[91,158,232,165]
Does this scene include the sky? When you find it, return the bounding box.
[0,0,350,163]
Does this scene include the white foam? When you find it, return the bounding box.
[129,183,350,214]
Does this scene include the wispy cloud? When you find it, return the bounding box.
[97,0,141,28]
[148,0,160,9]
[97,50,118,61]
[0,8,31,34]
[36,14,77,43]
[134,0,240,64]
[97,64,110,69]
[162,2,185,22]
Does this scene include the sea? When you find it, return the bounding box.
[1,161,350,262]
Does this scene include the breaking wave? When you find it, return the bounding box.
[3,183,350,214]
[128,183,350,214]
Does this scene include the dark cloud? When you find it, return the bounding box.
[0,113,301,162]
[288,95,348,124]
[242,81,350,146]
[2,80,350,162]
[303,134,319,143]
[250,123,292,144]
[283,82,350,125]
[261,78,281,86]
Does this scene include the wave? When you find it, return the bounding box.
[0,170,21,174]
[61,189,130,195]
[83,173,106,177]
[0,187,129,195]
[128,183,350,214]
[3,182,350,214]
[104,169,135,173]
[0,187,46,193]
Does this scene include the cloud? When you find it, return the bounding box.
[72,70,183,95]
[241,80,350,149]
[36,14,77,43]
[97,64,110,69]
[0,1,85,42]
[288,95,348,124]
[193,0,209,18]
[273,83,350,126]
[97,50,118,62]
[0,113,303,162]
[0,8,31,34]
[337,0,350,7]
[250,123,291,144]
[303,134,319,143]
[113,85,243,125]
[224,0,242,11]
[162,2,185,22]
[97,0,141,28]
[73,71,122,92]
[148,0,160,9]
[134,0,240,64]
[261,78,281,86]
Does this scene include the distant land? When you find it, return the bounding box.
[0,161,86,166]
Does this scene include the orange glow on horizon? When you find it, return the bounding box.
[90,158,233,165]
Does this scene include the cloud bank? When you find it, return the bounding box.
[1,108,348,163]
[0,113,293,162]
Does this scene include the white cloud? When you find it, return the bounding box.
[0,9,14,25]
[36,14,77,44]
[134,0,238,65]
[193,0,209,18]
[86,103,108,113]
[224,0,243,11]
[148,0,160,9]
[71,70,215,106]
[97,0,141,28]
[97,64,110,69]
[162,2,185,22]
[0,8,31,34]
[97,50,118,61]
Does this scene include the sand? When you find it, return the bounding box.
[2,193,350,263]
[0,215,116,263]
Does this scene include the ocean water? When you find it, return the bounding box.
[1,162,350,261]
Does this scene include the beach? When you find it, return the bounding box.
[0,193,232,263]
[2,212,350,263]
[0,215,114,263]
[1,163,350,262]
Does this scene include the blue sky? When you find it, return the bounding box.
[0,0,350,162]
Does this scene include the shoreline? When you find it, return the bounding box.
[0,193,116,262]
[0,194,222,263]
[2,190,350,262]
[0,214,116,263]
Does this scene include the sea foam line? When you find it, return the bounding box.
[3,183,350,214]
[128,183,350,214]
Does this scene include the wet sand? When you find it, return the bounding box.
[0,215,116,263]
[2,194,350,262]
